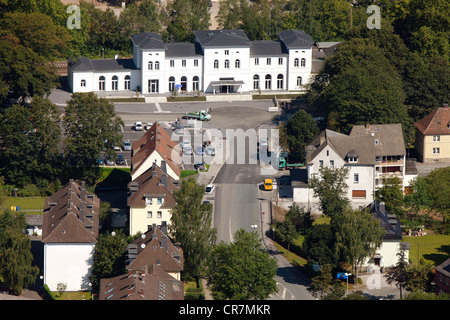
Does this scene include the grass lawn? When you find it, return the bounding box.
[403,234,450,266]
[96,167,131,191]
[5,196,45,212]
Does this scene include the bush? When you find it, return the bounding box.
[41,284,56,300]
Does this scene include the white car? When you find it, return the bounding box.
[122,140,132,151]
[183,145,193,155]
[205,184,215,194]
[145,122,153,130]
[134,121,143,131]
[181,139,191,149]
[113,145,121,151]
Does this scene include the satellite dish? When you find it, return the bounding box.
[141,243,146,249]
[141,234,146,239]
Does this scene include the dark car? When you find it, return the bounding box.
[208,1,212,7]
[116,154,125,165]
[194,161,206,171]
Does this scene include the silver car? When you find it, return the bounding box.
[123,140,132,151]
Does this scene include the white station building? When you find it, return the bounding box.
[68,29,315,95]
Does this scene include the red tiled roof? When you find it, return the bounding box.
[415,106,450,135]
[131,122,180,177]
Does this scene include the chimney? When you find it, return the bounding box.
[160,160,167,174]
[161,173,168,188]
[443,103,448,110]
[161,221,167,235]
[379,202,386,215]
[161,235,168,251]
[365,123,370,129]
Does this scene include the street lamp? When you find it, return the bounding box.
[344,273,351,293]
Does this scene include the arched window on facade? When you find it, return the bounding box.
[124,75,131,90]
[99,76,105,91]
[80,79,86,87]
[253,75,259,90]
[235,59,240,69]
[297,76,302,87]
[294,58,299,67]
[112,75,118,90]
[265,74,271,90]
[277,74,283,89]
[148,61,153,70]
[180,76,187,91]
[301,58,306,67]
[224,60,230,68]
[192,76,199,91]
[169,76,175,92]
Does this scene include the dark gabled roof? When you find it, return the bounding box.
[414,106,450,135]
[165,42,203,57]
[132,32,167,50]
[99,265,184,300]
[250,40,287,57]
[370,201,403,241]
[68,57,137,72]
[278,30,314,49]
[194,29,251,47]
[435,257,450,278]
[41,180,100,243]
[127,163,178,208]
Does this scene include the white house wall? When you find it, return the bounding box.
[44,243,95,291]
[131,150,179,181]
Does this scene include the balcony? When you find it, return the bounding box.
[375,156,405,166]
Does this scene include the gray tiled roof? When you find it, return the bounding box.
[68,57,137,72]
[165,42,203,57]
[194,29,251,47]
[278,30,314,49]
[306,124,406,165]
[132,32,167,50]
[370,201,402,240]
[250,40,287,56]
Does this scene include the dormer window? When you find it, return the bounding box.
[348,157,358,163]
[145,197,153,205]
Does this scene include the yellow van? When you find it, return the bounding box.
[264,179,273,191]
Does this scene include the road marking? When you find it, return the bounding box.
[155,102,162,112]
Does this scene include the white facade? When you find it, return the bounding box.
[68,30,314,95]
[44,243,95,291]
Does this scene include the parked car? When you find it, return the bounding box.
[113,145,121,151]
[96,157,104,165]
[205,184,215,194]
[134,121,143,131]
[145,122,153,130]
[105,157,115,166]
[116,154,125,165]
[194,161,206,171]
[195,145,204,155]
[123,140,132,151]
[205,145,215,156]
[208,1,212,7]
[183,145,193,155]
[264,178,273,191]
[181,139,191,149]
[174,126,185,135]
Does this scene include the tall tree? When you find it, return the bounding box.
[0,211,39,295]
[0,12,72,60]
[281,109,320,163]
[207,229,278,300]
[63,92,124,185]
[308,166,350,220]
[302,224,338,267]
[375,177,405,219]
[0,97,62,187]
[0,37,59,100]
[170,178,217,280]
[334,207,385,284]
[385,243,409,299]
[89,230,130,290]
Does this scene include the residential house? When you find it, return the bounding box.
[128,161,179,236]
[99,223,184,300]
[435,257,450,294]
[363,201,409,269]
[294,124,417,214]
[131,121,180,181]
[414,104,450,163]
[41,179,100,291]
[68,29,314,95]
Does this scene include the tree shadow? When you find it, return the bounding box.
[423,244,450,266]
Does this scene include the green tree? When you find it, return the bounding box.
[307,263,334,299]
[0,12,72,60]
[281,109,320,163]
[207,229,278,300]
[406,259,434,293]
[89,230,129,290]
[385,243,409,299]
[0,211,39,295]
[404,177,431,214]
[334,207,384,285]
[277,218,296,258]
[423,166,450,231]
[375,177,405,219]
[0,97,62,187]
[285,202,312,233]
[0,37,59,100]
[308,166,350,220]
[163,0,211,42]
[170,178,217,280]
[302,224,338,267]
[63,92,124,185]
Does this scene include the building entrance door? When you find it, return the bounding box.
[148,79,159,93]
